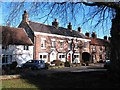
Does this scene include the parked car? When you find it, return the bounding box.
[22,60,47,70]
[104,60,111,69]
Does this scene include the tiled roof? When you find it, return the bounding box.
[90,38,110,46]
[28,21,86,38]
[0,26,33,46]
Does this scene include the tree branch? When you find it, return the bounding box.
[83,2,120,10]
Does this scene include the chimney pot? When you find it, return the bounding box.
[78,27,82,33]
[22,10,29,22]
[52,18,59,28]
[67,22,72,30]
[91,32,97,38]
[85,32,90,37]
[104,36,108,40]
[108,37,111,41]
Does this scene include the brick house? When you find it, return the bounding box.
[18,11,91,64]
[0,26,33,66]
[85,32,110,63]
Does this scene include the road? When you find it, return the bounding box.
[49,63,106,72]
[26,63,107,75]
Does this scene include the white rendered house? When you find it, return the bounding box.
[0,26,34,66]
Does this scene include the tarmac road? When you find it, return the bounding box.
[26,63,107,75]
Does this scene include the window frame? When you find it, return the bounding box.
[59,40,64,49]
[24,45,29,50]
[41,38,46,49]
[51,39,56,49]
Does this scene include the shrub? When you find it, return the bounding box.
[45,63,50,69]
[98,60,104,63]
[64,61,70,67]
[10,61,17,70]
[51,60,63,66]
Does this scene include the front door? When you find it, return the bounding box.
[50,50,57,62]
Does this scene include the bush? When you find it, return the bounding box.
[45,63,50,69]
[2,65,10,75]
[10,61,17,70]
[64,61,70,67]
[51,60,64,66]
[98,60,104,63]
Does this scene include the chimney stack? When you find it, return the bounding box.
[78,26,82,33]
[91,32,97,38]
[22,10,29,22]
[108,37,111,41]
[85,32,90,37]
[104,36,108,40]
[67,22,72,30]
[52,18,59,28]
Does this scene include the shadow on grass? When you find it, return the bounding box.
[19,70,120,89]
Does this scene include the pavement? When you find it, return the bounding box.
[0,63,106,80]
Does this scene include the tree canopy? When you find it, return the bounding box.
[3,1,119,36]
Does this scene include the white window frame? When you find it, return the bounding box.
[51,39,56,49]
[39,53,48,63]
[68,41,71,50]
[84,42,88,48]
[41,38,46,49]
[24,45,29,50]
[74,42,78,50]
[59,40,64,49]
[58,53,66,62]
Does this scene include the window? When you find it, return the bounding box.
[40,55,42,59]
[68,41,72,50]
[39,53,48,62]
[2,55,8,63]
[2,46,8,49]
[59,55,62,58]
[92,45,96,52]
[59,55,65,58]
[75,43,78,49]
[24,46,29,50]
[41,38,46,49]
[52,41,56,48]
[100,46,102,51]
[68,43,71,50]
[43,55,47,59]
[59,54,65,59]
[84,42,88,48]
[2,55,12,64]
[60,41,64,48]
[74,55,79,58]
[99,55,102,59]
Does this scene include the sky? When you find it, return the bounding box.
[0,1,112,39]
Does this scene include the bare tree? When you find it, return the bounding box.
[3,1,120,76]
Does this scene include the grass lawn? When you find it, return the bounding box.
[2,79,38,89]
[1,71,120,89]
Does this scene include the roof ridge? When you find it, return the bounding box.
[29,20,78,31]
[29,21,52,27]
[1,25,24,30]
[27,20,85,38]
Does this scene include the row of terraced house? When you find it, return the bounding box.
[0,11,110,66]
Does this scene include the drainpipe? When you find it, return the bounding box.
[33,36,36,60]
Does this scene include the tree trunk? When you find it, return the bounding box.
[110,8,120,78]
